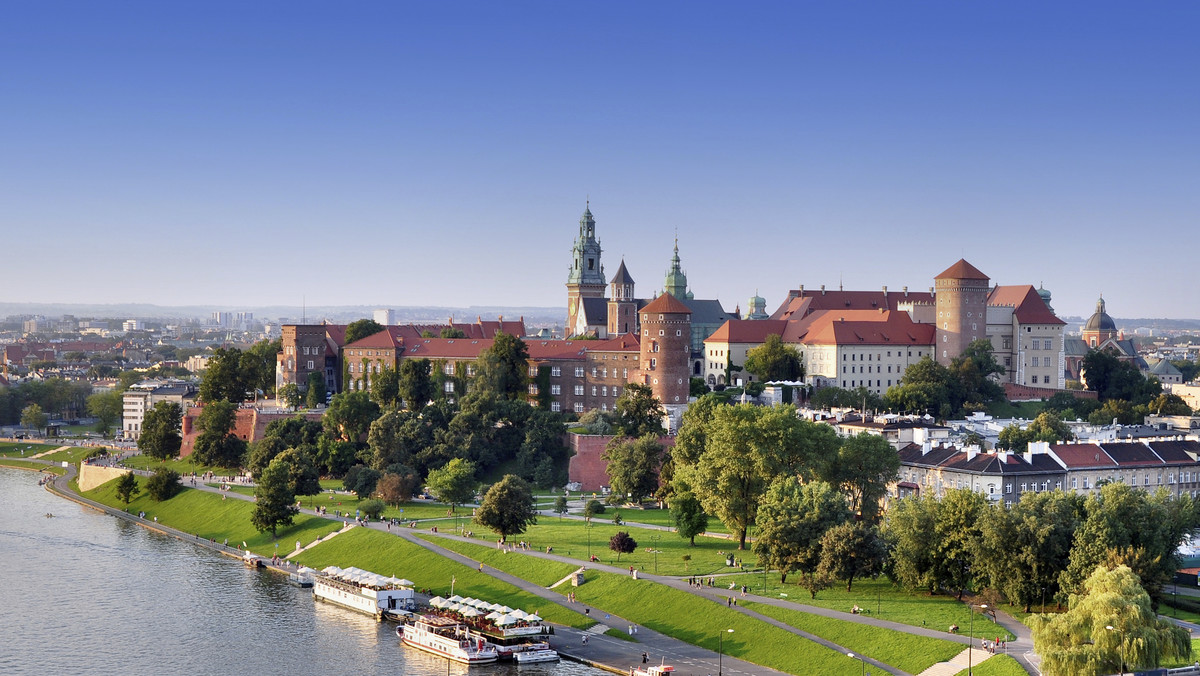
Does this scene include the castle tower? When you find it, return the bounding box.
[663,238,690,301]
[746,291,768,320]
[636,293,692,406]
[607,259,637,335]
[566,205,606,334]
[933,259,989,365]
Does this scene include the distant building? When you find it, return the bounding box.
[122,382,197,440]
[374,309,395,326]
[122,320,144,332]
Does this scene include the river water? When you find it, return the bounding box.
[0,468,607,676]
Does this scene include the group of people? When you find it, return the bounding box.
[982,637,1006,654]
[686,576,716,588]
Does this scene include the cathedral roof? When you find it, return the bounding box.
[1084,297,1117,332]
[611,259,634,285]
[934,258,990,281]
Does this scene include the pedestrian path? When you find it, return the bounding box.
[30,445,71,459]
[285,522,356,559]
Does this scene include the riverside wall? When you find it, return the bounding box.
[77,463,129,492]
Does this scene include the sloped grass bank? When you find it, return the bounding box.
[952,654,1028,676]
[417,534,579,587]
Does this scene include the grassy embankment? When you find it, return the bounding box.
[427,534,909,675]
[83,476,343,557]
[589,506,731,535]
[0,441,54,457]
[122,454,224,476]
[0,458,66,474]
[723,573,1016,641]
[952,654,1028,676]
[293,527,591,629]
[38,446,102,464]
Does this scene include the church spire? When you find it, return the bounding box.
[664,233,688,301]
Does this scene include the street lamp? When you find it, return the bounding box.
[1106,625,1125,675]
[586,522,593,560]
[718,628,734,676]
[651,534,660,573]
[847,651,867,676]
[968,603,988,675]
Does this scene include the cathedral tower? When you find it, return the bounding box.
[566,205,606,335]
[607,259,637,335]
[934,259,989,365]
[663,238,691,301]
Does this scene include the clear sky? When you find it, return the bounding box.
[3,2,1197,320]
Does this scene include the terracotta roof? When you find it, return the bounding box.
[1049,443,1115,468]
[792,311,936,346]
[404,338,492,360]
[704,320,789,344]
[587,334,641,352]
[769,289,935,321]
[343,327,405,350]
[641,293,693,315]
[987,285,1065,326]
[935,259,989,281]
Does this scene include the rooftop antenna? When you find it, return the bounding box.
[302,295,306,324]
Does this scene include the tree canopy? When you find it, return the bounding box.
[473,333,530,400]
[192,400,247,468]
[754,477,851,595]
[252,457,299,537]
[614,383,666,438]
[474,474,538,543]
[426,458,477,512]
[744,334,804,382]
[138,401,183,461]
[602,434,664,504]
[344,319,386,345]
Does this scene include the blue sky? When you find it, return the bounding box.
[3,2,1197,320]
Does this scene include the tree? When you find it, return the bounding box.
[818,521,886,592]
[371,365,401,410]
[375,468,420,506]
[609,531,637,561]
[828,433,900,523]
[885,492,942,594]
[145,467,182,501]
[323,390,381,444]
[1030,565,1191,676]
[602,434,664,505]
[241,339,282,397]
[358,498,385,519]
[997,411,1075,452]
[21,403,47,432]
[810,386,883,411]
[614,383,665,437]
[474,474,538,543]
[278,383,302,411]
[931,488,988,600]
[977,490,1083,612]
[86,391,123,437]
[553,495,568,516]
[398,358,433,411]
[1082,348,1161,405]
[305,371,326,408]
[753,477,851,593]
[115,471,140,506]
[690,377,709,397]
[199,347,248,403]
[426,458,477,512]
[192,400,248,468]
[440,327,466,339]
[251,457,299,537]
[138,402,183,461]
[473,332,530,400]
[1148,393,1191,416]
[276,447,322,498]
[517,409,570,487]
[342,464,382,500]
[583,499,605,519]
[744,334,804,382]
[344,319,386,345]
[670,491,708,545]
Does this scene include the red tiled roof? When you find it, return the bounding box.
[792,311,936,346]
[704,320,789,344]
[988,285,1065,326]
[935,259,989,281]
[1049,443,1115,468]
[404,338,492,360]
[343,327,405,350]
[641,293,693,315]
[769,290,935,321]
[587,334,641,352]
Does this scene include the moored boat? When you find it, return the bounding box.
[312,566,415,620]
[630,662,675,676]
[398,615,499,664]
[514,649,559,664]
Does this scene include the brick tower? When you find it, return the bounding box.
[934,259,990,365]
[566,205,606,336]
[607,259,637,336]
[636,292,692,406]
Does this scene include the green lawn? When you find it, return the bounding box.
[596,506,731,535]
[417,534,581,587]
[39,446,103,464]
[722,575,1015,641]
[122,454,226,477]
[952,654,1028,676]
[0,442,55,457]
[293,527,591,629]
[985,399,1046,419]
[0,458,65,474]
[84,476,343,557]
[746,601,964,674]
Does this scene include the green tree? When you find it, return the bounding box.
[276,446,322,498]
[1030,565,1191,676]
[933,488,988,600]
[1148,393,1191,416]
[21,403,47,432]
[251,457,299,537]
[743,334,804,382]
[1082,348,1161,405]
[138,402,183,461]
[86,390,123,437]
[553,495,568,516]
[323,390,381,444]
[241,339,282,396]
[278,383,302,410]
[602,434,664,505]
[145,467,182,501]
[344,319,386,345]
[200,347,248,403]
[753,477,851,592]
[305,371,326,408]
[192,400,247,468]
[398,358,433,412]
[670,490,708,546]
[828,432,900,523]
[440,327,466,339]
[371,365,401,410]
[375,468,420,506]
[609,530,637,561]
[426,458,477,512]
[997,411,1075,451]
[884,492,942,594]
[614,383,666,437]
[358,498,385,519]
[474,474,538,543]
[115,471,140,506]
[977,490,1083,612]
[817,521,887,592]
[689,377,709,397]
[583,499,605,519]
[810,386,883,411]
[342,464,382,500]
[473,332,530,400]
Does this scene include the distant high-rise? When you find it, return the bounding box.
[374,309,395,326]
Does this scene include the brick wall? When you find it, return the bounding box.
[1003,383,1098,402]
[566,433,676,493]
[180,406,323,458]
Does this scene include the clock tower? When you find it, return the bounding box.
[566,204,606,335]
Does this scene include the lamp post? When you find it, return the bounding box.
[718,628,734,676]
[847,651,867,676]
[1106,624,1125,675]
[1040,586,1046,614]
[586,522,593,560]
[651,535,660,574]
[968,603,988,675]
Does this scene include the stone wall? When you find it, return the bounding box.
[78,463,129,492]
[566,433,676,493]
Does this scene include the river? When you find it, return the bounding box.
[0,467,609,676]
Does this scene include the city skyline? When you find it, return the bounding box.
[3,2,1197,319]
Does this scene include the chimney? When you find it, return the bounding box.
[903,286,908,296]
[882,285,888,295]
[921,439,931,455]
[799,284,804,295]
[967,448,978,461]
[821,285,826,295]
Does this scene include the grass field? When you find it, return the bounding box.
[39,446,103,464]
[293,527,592,630]
[952,654,1028,676]
[122,454,225,477]
[722,574,1015,641]
[594,506,731,535]
[0,458,65,474]
[0,442,54,457]
[745,601,964,674]
[417,534,581,587]
[84,476,343,557]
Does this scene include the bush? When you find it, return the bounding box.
[359,499,385,519]
[584,500,605,518]
[145,467,182,501]
[609,530,637,561]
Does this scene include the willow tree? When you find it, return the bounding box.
[1030,564,1190,676]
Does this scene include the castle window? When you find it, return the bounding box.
[551,366,561,377]
[676,330,682,336]
[574,403,584,413]
[551,401,561,412]
[659,315,664,320]
[650,358,657,369]
[575,367,585,377]
[550,385,561,395]
[659,330,665,336]
[574,385,584,396]
[591,386,597,396]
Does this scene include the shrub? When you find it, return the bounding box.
[359,499,385,519]
[145,467,182,501]
[584,500,605,518]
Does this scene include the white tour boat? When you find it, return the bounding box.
[312,566,415,620]
[398,615,500,665]
[513,648,559,664]
[630,663,676,676]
